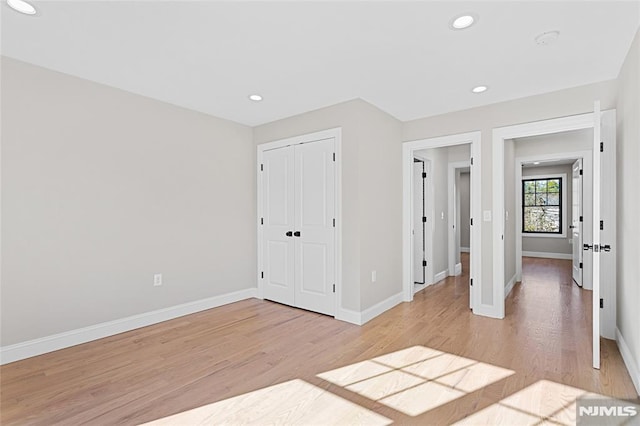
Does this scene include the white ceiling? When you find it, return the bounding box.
[2,1,639,126]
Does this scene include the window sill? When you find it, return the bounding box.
[522,233,567,239]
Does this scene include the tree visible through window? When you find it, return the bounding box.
[522,177,562,233]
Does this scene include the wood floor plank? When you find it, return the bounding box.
[1,254,638,425]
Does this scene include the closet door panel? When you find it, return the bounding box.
[262,146,295,306]
[294,138,336,316]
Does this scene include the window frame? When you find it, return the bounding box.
[521,173,567,238]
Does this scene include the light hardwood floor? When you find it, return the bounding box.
[1,254,638,425]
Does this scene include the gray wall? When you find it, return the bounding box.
[403,80,618,307]
[521,164,575,255]
[1,57,255,346]
[616,29,640,391]
[459,172,470,249]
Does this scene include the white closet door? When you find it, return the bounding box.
[293,138,336,316]
[262,146,295,306]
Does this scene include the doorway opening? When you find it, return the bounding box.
[513,149,592,293]
[493,106,617,369]
[402,131,483,315]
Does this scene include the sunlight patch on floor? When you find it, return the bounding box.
[318,345,515,416]
[453,380,613,425]
[142,379,392,426]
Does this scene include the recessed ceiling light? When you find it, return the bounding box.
[471,85,488,94]
[450,14,477,30]
[6,0,36,15]
[535,31,560,46]
[248,94,263,102]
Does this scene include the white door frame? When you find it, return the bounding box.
[448,161,470,277]
[402,131,483,314]
[257,128,343,318]
[514,150,593,288]
[492,111,616,340]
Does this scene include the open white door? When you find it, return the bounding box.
[413,160,426,284]
[591,101,602,370]
[571,159,583,287]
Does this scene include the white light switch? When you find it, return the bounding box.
[483,211,492,222]
[371,270,377,283]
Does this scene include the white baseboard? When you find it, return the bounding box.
[473,303,504,319]
[522,251,572,260]
[460,247,470,253]
[505,273,518,299]
[434,270,448,283]
[335,308,361,325]
[360,292,404,325]
[0,288,258,365]
[454,263,462,276]
[616,328,640,396]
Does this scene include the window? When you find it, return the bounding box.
[522,177,562,234]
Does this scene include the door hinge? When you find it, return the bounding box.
[261,271,264,279]
[470,278,473,286]
[422,172,427,179]
[261,217,264,225]
[471,157,474,165]
[600,220,604,230]
[422,216,427,223]
[422,260,427,267]
[600,142,604,152]
[333,152,336,162]
[470,218,473,226]
[333,284,336,293]
[260,164,264,171]
[579,262,583,269]
[333,218,336,227]
[579,169,583,176]
[579,216,583,222]
[600,298,604,309]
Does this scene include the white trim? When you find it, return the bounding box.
[361,292,404,325]
[449,160,470,277]
[515,151,593,288]
[434,270,447,283]
[493,111,600,319]
[454,262,462,276]
[522,251,573,260]
[460,247,470,253]
[505,273,518,298]
[335,308,361,326]
[402,131,482,316]
[414,282,427,294]
[0,288,258,365]
[256,128,343,318]
[616,328,640,396]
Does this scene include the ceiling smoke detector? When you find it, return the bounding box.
[535,31,560,46]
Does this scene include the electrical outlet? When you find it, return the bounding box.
[154,274,162,286]
[371,270,377,283]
